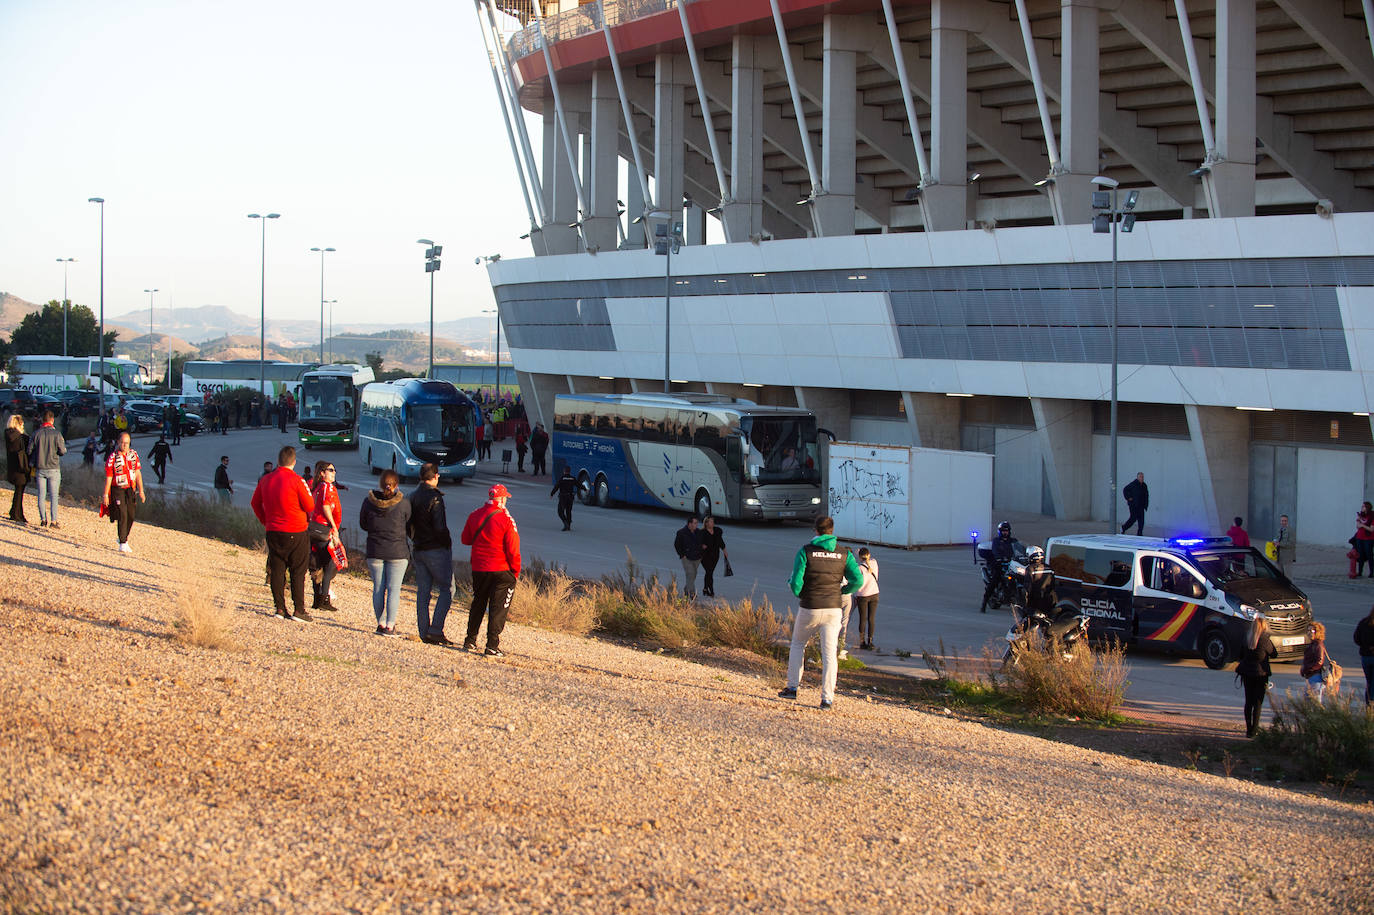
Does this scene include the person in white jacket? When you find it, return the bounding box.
[854,547,880,651]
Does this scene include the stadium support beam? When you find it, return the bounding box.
[655,54,691,230]
[974,1,1196,207]
[1207,0,1256,217]
[1031,397,1093,521]
[586,70,622,253]
[541,90,582,255]
[1186,404,1251,535]
[1107,0,1374,212]
[925,2,971,230]
[725,36,767,243]
[1052,0,1101,226]
[1272,0,1374,99]
[815,15,866,236]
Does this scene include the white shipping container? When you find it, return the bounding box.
[828,442,993,547]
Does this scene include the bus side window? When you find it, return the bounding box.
[640,406,666,444]
[694,415,726,456]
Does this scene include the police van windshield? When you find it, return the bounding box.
[1189,549,1282,585]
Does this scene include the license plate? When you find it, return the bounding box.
[1281,636,1305,647]
[778,511,798,518]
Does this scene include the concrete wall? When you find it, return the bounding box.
[1090,435,1211,534]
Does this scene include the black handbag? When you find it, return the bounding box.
[723,557,734,577]
[308,520,333,542]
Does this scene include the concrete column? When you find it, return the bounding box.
[684,201,707,246]
[1186,404,1251,533]
[906,393,961,451]
[654,54,690,223]
[725,36,766,243]
[1048,0,1099,226]
[624,159,647,248]
[517,370,568,430]
[794,386,851,440]
[814,15,862,236]
[567,374,615,394]
[1031,397,1093,520]
[541,93,580,255]
[1206,0,1256,217]
[925,6,969,231]
[586,70,622,253]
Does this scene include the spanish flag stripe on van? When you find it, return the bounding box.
[1144,604,1198,642]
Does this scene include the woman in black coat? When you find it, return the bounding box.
[697,515,728,598]
[1237,617,1278,737]
[5,413,31,523]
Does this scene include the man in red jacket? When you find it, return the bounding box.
[251,445,317,622]
[460,483,521,656]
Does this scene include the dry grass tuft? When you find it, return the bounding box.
[997,636,1129,719]
[171,594,240,651]
[508,572,599,637]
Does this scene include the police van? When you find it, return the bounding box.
[1044,534,1312,670]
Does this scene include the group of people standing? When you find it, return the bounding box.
[5,411,68,528]
[673,515,731,599]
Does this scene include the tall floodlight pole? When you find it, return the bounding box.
[477,254,503,394]
[418,239,442,377]
[87,198,105,416]
[1091,177,1137,533]
[144,288,159,383]
[634,205,684,392]
[56,258,76,356]
[310,246,335,363]
[324,299,338,362]
[248,213,281,399]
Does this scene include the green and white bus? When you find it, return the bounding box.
[181,360,317,401]
[10,355,147,394]
[298,364,375,448]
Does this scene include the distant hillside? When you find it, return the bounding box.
[0,292,38,340]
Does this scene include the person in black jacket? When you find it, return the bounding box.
[149,435,173,485]
[360,470,412,637]
[550,465,577,530]
[1237,617,1278,737]
[674,516,703,599]
[408,463,454,645]
[5,413,31,523]
[1355,606,1374,707]
[697,515,728,598]
[530,423,549,475]
[979,521,1018,613]
[1121,472,1149,536]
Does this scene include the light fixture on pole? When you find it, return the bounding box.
[144,288,159,385]
[418,239,442,377]
[87,198,105,416]
[324,299,338,363]
[310,246,335,363]
[248,213,281,400]
[56,258,76,357]
[632,199,686,392]
[1091,176,1137,534]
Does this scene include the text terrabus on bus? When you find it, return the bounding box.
[298,364,375,448]
[552,392,822,521]
[10,355,147,394]
[181,360,318,401]
[358,379,478,482]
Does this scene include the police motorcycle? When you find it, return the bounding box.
[1000,547,1091,667]
[975,527,1028,611]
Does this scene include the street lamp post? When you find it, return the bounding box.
[1091,177,1138,533]
[56,257,76,356]
[418,240,442,377]
[87,198,105,416]
[632,206,684,392]
[248,213,281,400]
[310,246,335,363]
[324,299,338,363]
[477,254,503,395]
[144,288,159,385]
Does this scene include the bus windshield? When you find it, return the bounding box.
[301,376,356,428]
[740,415,819,483]
[408,403,475,460]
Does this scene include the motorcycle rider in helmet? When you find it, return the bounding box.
[980,521,1019,613]
[1020,545,1058,619]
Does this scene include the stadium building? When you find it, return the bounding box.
[474,0,1374,545]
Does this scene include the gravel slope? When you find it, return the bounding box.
[1,489,1371,913]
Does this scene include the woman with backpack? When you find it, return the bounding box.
[1236,617,1277,738]
[1300,621,1332,701]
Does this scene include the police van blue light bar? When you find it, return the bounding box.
[1171,536,1231,547]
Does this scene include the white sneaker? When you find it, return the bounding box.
[119,542,132,553]
[838,650,849,660]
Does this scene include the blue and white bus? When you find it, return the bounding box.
[552,392,823,520]
[298,364,375,448]
[358,379,478,482]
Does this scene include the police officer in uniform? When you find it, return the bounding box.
[980,520,1019,613]
[550,465,578,531]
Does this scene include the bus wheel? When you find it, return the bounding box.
[1200,627,1231,670]
[367,449,379,475]
[577,472,594,505]
[694,489,712,519]
[594,475,612,508]
[303,443,313,450]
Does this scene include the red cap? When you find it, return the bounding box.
[488,483,511,500]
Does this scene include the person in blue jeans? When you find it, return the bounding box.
[29,410,67,527]
[1355,607,1374,706]
[359,469,411,636]
[408,462,454,645]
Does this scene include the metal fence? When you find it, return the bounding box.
[506,0,679,61]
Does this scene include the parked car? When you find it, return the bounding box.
[179,411,206,436]
[123,400,169,433]
[0,387,38,417]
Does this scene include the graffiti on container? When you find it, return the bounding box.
[829,459,904,518]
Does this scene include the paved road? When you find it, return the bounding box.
[83,426,1373,726]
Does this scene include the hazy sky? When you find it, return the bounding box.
[1,0,536,329]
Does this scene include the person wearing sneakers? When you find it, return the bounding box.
[408,462,454,645]
[100,432,146,552]
[29,410,66,528]
[360,469,412,637]
[778,515,863,711]
[308,460,343,613]
[250,445,316,622]
[460,483,521,656]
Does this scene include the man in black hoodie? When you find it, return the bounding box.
[674,515,703,599]
[408,462,455,645]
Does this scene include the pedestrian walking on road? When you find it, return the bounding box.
[1121,472,1148,536]
[360,469,412,637]
[854,547,880,651]
[408,463,455,645]
[1355,606,1374,706]
[1236,617,1277,738]
[309,460,343,613]
[460,483,521,656]
[697,515,728,598]
[5,413,31,524]
[1300,621,1332,702]
[530,423,549,475]
[29,410,66,528]
[779,515,863,711]
[101,432,145,552]
[82,432,97,467]
[1274,514,1296,573]
[674,515,703,599]
[172,406,184,445]
[148,435,173,485]
[213,456,234,503]
[251,446,316,622]
[551,466,576,530]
